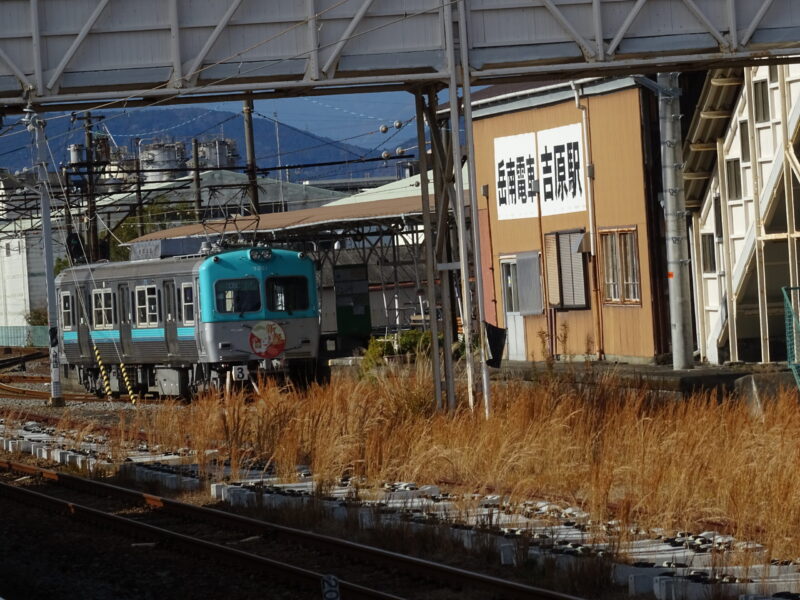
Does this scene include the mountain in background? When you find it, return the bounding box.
[0,107,413,183]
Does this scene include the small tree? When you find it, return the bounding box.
[25,306,48,326]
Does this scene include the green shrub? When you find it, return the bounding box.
[360,337,395,374]
[397,329,429,355]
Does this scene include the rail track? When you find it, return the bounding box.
[0,460,583,600]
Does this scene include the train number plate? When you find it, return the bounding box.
[232,365,249,381]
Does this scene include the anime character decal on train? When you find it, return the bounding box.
[56,244,320,398]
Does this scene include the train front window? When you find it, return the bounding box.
[266,277,308,313]
[215,278,261,314]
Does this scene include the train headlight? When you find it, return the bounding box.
[249,248,272,262]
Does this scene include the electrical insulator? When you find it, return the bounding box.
[393,120,403,129]
[379,124,389,133]
[381,150,391,160]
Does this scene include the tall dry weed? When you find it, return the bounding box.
[102,369,800,561]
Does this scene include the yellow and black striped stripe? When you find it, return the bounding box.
[118,362,139,405]
[92,344,113,399]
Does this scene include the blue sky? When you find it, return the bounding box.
[207,91,418,143]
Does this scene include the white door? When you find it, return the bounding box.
[501,260,526,361]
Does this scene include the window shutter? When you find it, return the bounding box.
[545,234,560,307]
[556,232,587,309]
[517,251,542,316]
[568,232,587,307]
[558,234,574,306]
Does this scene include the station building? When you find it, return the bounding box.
[688,64,800,365]
[472,78,671,363]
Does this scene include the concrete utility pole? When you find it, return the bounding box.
[658,72,694,370]
[242,97,260,214]
[25,108,64,407]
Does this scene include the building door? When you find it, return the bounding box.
[163,280,179,356]
[501,260,526,361]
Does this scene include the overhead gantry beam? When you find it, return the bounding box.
[0,0,797,108]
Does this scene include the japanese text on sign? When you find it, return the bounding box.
[494,124,586,220]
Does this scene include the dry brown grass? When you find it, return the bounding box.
[5,363,800,563]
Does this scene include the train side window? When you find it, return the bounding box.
[215,278,261,313]
[92,289,115,329]
[60,292,74,330]
[181,283,195,324]
[135,285,158,327]
[266,277,309,313]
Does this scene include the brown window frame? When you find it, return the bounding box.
[600,227,641,305]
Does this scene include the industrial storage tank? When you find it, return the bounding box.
[140,141,186,182]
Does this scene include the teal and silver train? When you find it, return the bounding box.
[55,245,320,397]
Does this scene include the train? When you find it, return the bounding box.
[55,243,320,397]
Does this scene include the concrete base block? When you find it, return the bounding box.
[629,574,654,595]
[735,372,798,416]
[499,543,517,566]
[181,477,200,491]
[330,505,348,521]
[653,576,675,600]
[221,485,235,502]
[228,488,255,507]
[161,474,179,490]
[67,453,80,467]
[210,483,227,500]
[35,447,48,459]
[20,440,32,453]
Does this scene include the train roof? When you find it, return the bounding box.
[55,247,302,287]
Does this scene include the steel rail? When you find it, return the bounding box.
[0,460,584,600]
[0,351,48,371]
[0,479,402,600]
[0,380,95,402]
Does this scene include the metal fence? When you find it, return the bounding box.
[0,326,49,348]
[783,287,800,389]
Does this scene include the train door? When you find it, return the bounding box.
[164,280,179,356]
[77,285,92,360]
[118,284,132,356]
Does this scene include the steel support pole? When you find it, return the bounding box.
[134,156,144,238]
[84,113,97,262]
[657,72,693,370]
[27,110,63,406]
[428,89,457,410]
[242,97,260,214]
[456,0,491,418]
[443,0,476,411]
[415,91,443,411]
[192,138,202,221]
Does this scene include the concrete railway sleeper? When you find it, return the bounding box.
[0,461,583,600]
